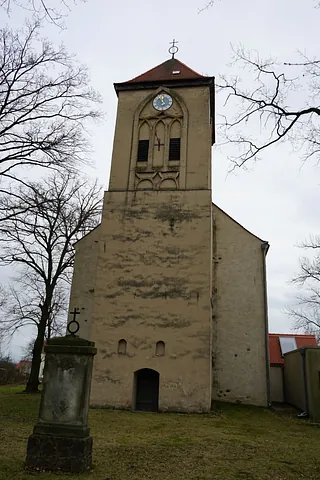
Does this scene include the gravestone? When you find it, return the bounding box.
[25,317,97,473]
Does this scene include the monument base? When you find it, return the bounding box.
[25,433,93,473]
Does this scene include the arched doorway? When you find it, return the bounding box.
[134,368,159,412]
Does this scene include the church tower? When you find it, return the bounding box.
[70,50,214,412]
[69,47,270,411]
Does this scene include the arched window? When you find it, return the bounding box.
[118,339,127,355]
[169,120,181,161]
[155,341,165,356]
[153,120,166,167]
[137,122,150,162]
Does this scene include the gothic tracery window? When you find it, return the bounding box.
[137,122,150,162]
[134,91,186,190]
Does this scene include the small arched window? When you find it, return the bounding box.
[118,339,127,355]
[137,122,150,162]
[155,341,165,356]
[169,120,181,161]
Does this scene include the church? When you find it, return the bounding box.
[68,48,270,412]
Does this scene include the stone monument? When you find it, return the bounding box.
[25,311,97,473]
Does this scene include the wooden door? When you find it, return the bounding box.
[135,369,159,412]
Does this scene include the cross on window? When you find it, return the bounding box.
[154,134,165,151]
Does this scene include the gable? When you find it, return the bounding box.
[73,223,101,248]
[212,202,268,246]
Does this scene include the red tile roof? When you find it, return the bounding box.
[122,58,206,84]
[16,360,32,369]
[269,333,318,365]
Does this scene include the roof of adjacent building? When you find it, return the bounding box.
[269,333,318,365]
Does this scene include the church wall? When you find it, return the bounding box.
[181,86,211,191]
[109,89,148,191]
[212,205,268,407]
[68,226,101,340]
[89,189,212,412]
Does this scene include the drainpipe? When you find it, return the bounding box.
[261,241,271,407]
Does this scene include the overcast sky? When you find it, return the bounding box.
[3,0,320,359]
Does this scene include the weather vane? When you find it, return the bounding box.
[169,39,179,59]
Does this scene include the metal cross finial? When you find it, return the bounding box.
[67,307,80,336]
[169,39,179,59]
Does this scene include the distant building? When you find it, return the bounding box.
[16,360,32,375]
[269,333,318,403]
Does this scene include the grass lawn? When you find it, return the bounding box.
[0,386,320,479]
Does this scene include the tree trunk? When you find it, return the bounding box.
[25,303,50,393]
[47,318,52,340]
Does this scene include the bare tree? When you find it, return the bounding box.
[287,236,320,343]
[0,21,101,200]
[0,321,8,360]
[1,0,86,27]
[200,0,320,11]
[0,289,8,359]
[218,44,320,170]
[0,172,102,392]
[22,339,35,361]
[4,278,67,346]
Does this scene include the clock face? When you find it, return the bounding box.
[153,93,173,111]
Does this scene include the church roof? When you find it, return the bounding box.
[114,57,214,93]
[122,58,206,84]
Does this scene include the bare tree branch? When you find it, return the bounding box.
[0,171,102,392]
[0,21,101,199]
[0,0,86,28]
[198,0,215,13]
[287,235,320,342]
[218,45,320,170]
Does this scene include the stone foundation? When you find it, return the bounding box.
[25,434,93,473]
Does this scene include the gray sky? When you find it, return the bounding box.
[3,0,320,359]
